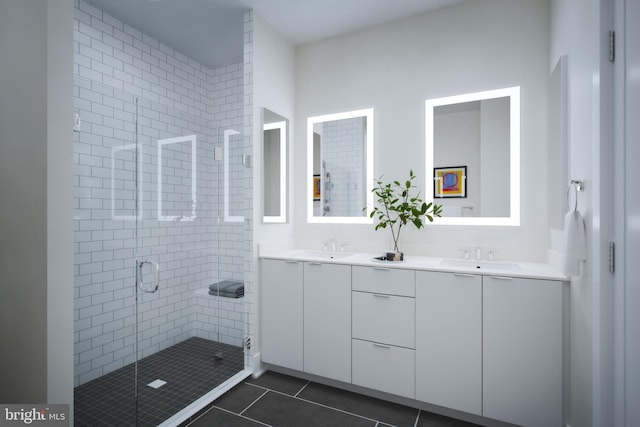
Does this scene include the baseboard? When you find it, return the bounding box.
[250,352,265,378]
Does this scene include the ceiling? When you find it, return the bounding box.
[86,0,464,69]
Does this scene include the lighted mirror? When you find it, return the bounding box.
[224,129,244,223]
[425,87,520,226]
[158,135,196,222]
[307,108,374,224]
[548,56,568,229]
[263,109,288,223]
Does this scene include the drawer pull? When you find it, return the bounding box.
[453,273,476,278]
[373,343,391,349]
[372,293,391,298]
[373,267,390,271]
[490,276,513,280]
[285,260,300,264]
[308,262,322,266]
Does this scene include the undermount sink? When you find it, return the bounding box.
[296,250,354,260]
[439,259,521,271]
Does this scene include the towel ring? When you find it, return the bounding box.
[567,180,584,212]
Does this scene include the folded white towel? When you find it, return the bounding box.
[562,210,587,276]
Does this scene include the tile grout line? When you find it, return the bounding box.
[294,380,312,398]
[187,403,273,427]
[213,405,273,427]
[249,383,388,425]
[238,388,270,417]
[414,409,421,427]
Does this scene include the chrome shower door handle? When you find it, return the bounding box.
[137,259,160,293]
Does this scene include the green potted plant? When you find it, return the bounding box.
[367,170,442,261]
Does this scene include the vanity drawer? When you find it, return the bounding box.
[352,338,415,399]
[352,265,415,297]
[352,291,415,348]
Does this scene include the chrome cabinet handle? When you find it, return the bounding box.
[454,273,476,278]
[372,293,391,298]
[137,259,159,293]
[373,343,391,349]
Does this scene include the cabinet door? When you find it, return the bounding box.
[260,259,303,370]
[483,276,563,427]
[415,271,482,415]
[303,262,352,382]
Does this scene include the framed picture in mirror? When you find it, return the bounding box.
[313,174,321,201]
[434,166,467,198]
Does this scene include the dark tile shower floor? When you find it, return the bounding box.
[181,371,481,427]
[74,337,244,426]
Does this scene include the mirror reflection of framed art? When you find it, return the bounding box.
[313,174,321,201]
[434,166,467,198]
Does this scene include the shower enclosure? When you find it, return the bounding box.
[72,2,252,424]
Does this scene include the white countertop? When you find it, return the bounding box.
[259,249,568,282]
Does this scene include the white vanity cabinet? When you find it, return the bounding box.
[351,266,416,398]
[415,271,482,415]
[483,276,564,427]
[260,253,566,427]
[259,259,303,370]
[303,262,351,382]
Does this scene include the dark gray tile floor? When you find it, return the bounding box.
[182,371,481,427]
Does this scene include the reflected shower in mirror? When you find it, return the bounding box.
[307,108,374,224]
[263,108,288,223]
[426,87,520,226]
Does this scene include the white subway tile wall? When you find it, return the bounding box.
[72,0,252,387]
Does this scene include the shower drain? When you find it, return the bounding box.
[147,379,167,389]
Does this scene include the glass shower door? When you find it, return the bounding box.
[132,95,213,425]
[132,95,248,425]
[73,76,248,426]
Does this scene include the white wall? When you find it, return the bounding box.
[0,0,74,406]
[550,0,611,425]
[293,0,550,259]
[252,12,295,245]
[47,0,75,406]
[251,12,296,368]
